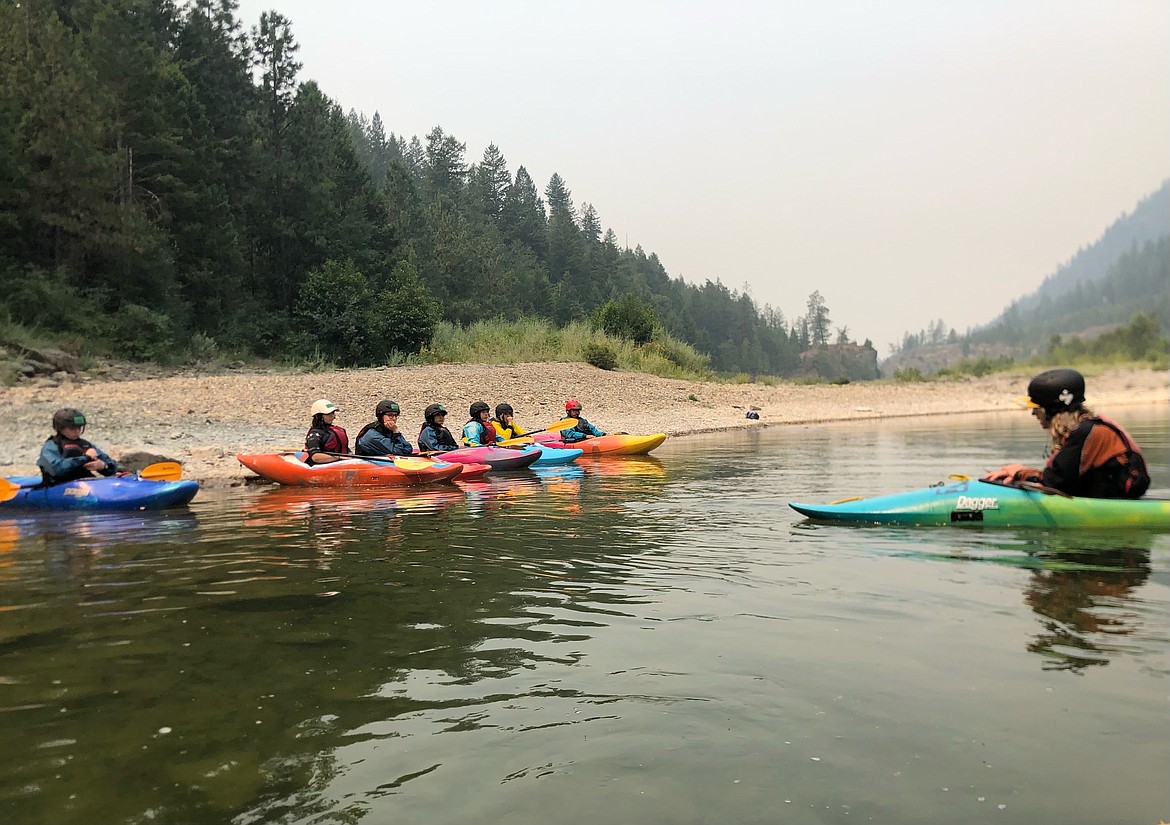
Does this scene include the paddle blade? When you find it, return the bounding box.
[496,436,535,447]
[0,478,21,503]
[139,461,183,482]
[393,457,437,470]
[543,418,578,433]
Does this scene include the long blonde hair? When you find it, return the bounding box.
[1046,405,1095,456]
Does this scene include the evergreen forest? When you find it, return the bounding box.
[0,0,868,378]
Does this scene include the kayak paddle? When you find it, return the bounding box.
[0,478,20,503]
[287,450,441,470]
[139,461,183,482]
[497,418,578,447]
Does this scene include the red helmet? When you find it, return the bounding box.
[565,399,582,412]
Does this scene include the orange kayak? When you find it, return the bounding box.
[534,433,667,456]
[236,453,465,486]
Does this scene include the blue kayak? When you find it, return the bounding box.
[2,475,200,511]
[531,444,583,465]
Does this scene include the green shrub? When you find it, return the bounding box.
[294,259,439,367]
[105,303,175,361]
[893,367,925,382]
[583,342,619,370]
[593,294,657,345]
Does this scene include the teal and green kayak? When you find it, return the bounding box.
[788,478,1170,529]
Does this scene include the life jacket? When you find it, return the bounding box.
[354,421,384,446]
[419,422,457,448]
[1091,416,1150,498]
[492,417,515,440]
[304,423,348,462]
[41,434,98,484]
[465,419,497,446]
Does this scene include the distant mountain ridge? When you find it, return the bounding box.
[884,181,1169,376]
[997,180,1168,318]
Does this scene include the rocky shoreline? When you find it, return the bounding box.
[3,363,1166,485]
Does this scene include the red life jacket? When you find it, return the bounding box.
[466,419,497,446]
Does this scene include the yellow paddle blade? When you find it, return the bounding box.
[0,478,21,503]
[139,461,183,482]
[496,436,535,447]
[393,457,437,470]
[545,418,578,433]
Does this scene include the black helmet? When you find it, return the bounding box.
[1026,368,1085,414]
[424,403,447,422]
[375,399,401,417]
[469,400,490,418]
[494,403,514,419]
[52,408,86,432]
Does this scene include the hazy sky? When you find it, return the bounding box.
[235,0,1169,353]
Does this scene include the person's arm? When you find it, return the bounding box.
[389,433,414,456]
[1041,426,1091,494]
[511,422,528,437]
[586,420,606,437]
[982,464,1042,483]
[38,440,89,481]
[305,430,339,464]
[461,422,480,447]
[90,445,118,476]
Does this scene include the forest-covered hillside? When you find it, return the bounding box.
[886,182,1169,373]
[0,0,877,379]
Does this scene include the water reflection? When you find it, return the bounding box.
[1019,538,1153,673]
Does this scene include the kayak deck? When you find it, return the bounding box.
[789,478,1170,529]
[2,475,199,511]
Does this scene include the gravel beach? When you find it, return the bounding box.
[3,363,1166,485]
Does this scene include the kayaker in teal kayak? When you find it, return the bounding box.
[462,400,499,447]
[38,408,119,484]
[418,403,459,453]
[983,368,1150,498]
[304,399,349,465]
[354,400,414,457]
[559,399,605,443]
[492,403,527,441]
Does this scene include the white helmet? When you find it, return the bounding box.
[310,399,338,417]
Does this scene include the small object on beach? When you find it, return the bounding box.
[745,411,760,420]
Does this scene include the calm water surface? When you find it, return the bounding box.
[2,406,1168,825]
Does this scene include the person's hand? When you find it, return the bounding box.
[84,447,99,459]
[84,459,106,472]
[982,464,1028,482]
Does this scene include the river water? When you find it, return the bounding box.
[1,405,1167,825]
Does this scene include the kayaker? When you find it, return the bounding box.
[418,403,459,453]
[492,403,527,441]
[304,399,349,465]
[462,400,499,447]
[559,399,605,443]
[982,368,1150,498]
[354,400,414,457]
[37,408,119,484]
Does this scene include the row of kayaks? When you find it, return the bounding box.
[234,433,668,487]
[6,434,1167,530]
[0,433,668,511]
